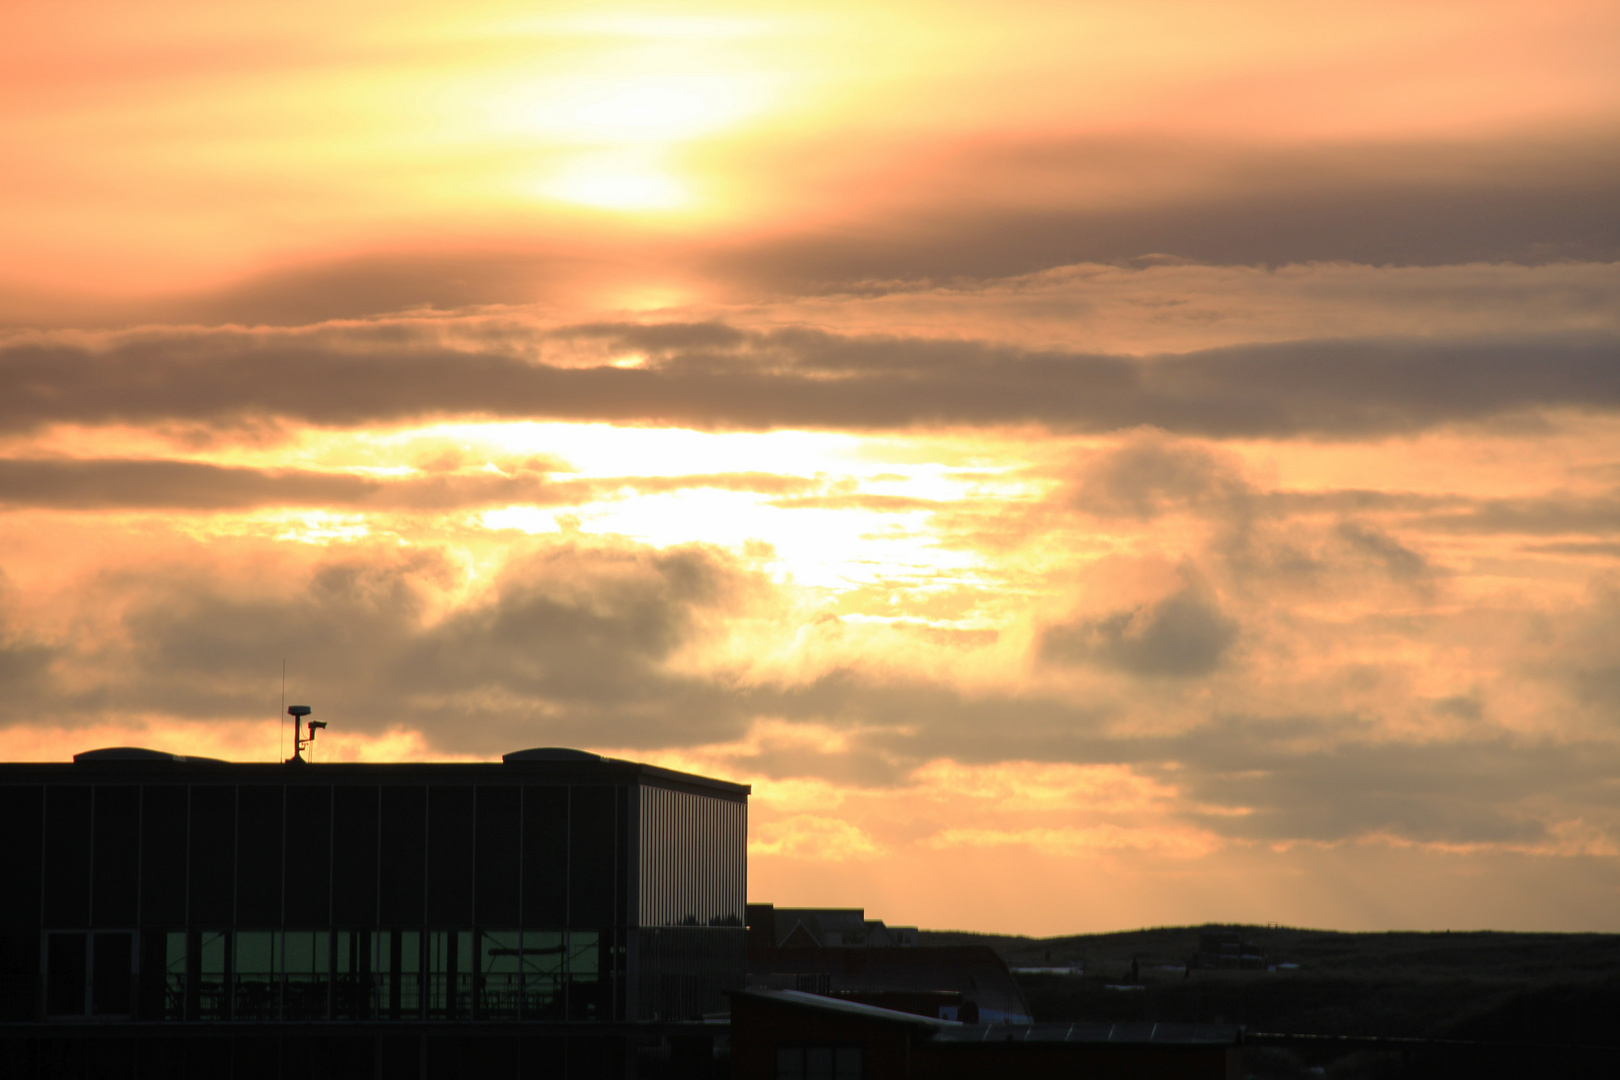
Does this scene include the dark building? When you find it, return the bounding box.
[745,905,1030,1025]
[729,990,1242,1080]
[745,906,917,950]
[0,745,748,1078]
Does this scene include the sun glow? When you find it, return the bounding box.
[543,165,688,210]
[523,75,766,144]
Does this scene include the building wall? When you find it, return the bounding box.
[728,995,920,1080]
[0,772,678,1025]
[635,785,747,1021]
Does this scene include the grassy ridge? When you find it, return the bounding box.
[917,927,1620,1079]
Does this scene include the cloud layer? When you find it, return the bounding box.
[6,322,1619,438]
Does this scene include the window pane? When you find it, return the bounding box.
[91,932,132,1015]
[775,1047,804,1080]
[165,932,186,1020]
[479,930,521,1019]
[197,931,229,1020]
[233,931,280,1021]
[521,930,564,1019]
[806,1046,834,1080]
[334,928,373,1020]
[283,930,329,1021]
[835,1047,863,1079]
[376,929,422,1020]
[46,932,86,1017]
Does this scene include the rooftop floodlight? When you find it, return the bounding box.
[285,706,326,763]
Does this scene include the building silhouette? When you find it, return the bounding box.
[0,745,747,1078]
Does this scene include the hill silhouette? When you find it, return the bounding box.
[919,925,1620,1079]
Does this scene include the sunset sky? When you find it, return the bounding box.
[5,0,1620,935]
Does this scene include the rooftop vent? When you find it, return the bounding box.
[73,746,227,764]
[502,747,604,764]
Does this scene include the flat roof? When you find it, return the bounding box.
[0,751,749,800]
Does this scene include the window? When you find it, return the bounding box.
[164,932,185,1020]
[479,930,522,1019]
[196,930,229,1020]
[375,929,422,1020]
[775,1046,863,1080]
[45,931,133,1019]
[282,929,329,1020]
[425,930,472,1019]
[45,933,86,1017]
[90,932,132,1015]
[233,931,280,1020]
[519,929,565,1019]
[333,929,375,1019]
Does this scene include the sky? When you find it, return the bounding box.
[4,0,1620,935]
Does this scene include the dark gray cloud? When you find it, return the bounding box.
[6,540,1617,848]
[1332,523,1435,581]
[714,130,1620,288]
[84,541,760,753]
[1416,491,1620,535]
[5,132,1611,330]
[4,323,1619,438]
[735,672,1620,848]
[0,457,819,511]
[1071,436,1253,519]
[1038,586,1239,678]
[1166,720,1610,846]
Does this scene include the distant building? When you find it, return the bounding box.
[745,905,918,950]
[729,989,1242,1080]
[745,904,1030,1025]
[0,745,748,1078]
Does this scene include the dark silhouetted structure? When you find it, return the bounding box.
[0,745,747,1078]
[729,989,1242,1079]
[746,904,1031,1025]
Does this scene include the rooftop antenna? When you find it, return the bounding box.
[285,705,326,764]
[280,659,286,763]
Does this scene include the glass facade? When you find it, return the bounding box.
[0,761,748,1028]
[638,786,747,929]
[635,785,747,1021]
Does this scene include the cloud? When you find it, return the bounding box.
[1332,522,1436,581]
[17,537,765,753]
[923,824,1217,858]
[7,532,1620,855]
[1038,586,1240,678]
[750,815,885,860]
[0,457,822,511]
[5,321,1620,439]
[713,130,1620,287]
[1071,435,1253,519]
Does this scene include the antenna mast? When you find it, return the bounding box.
[285,705,326,764]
